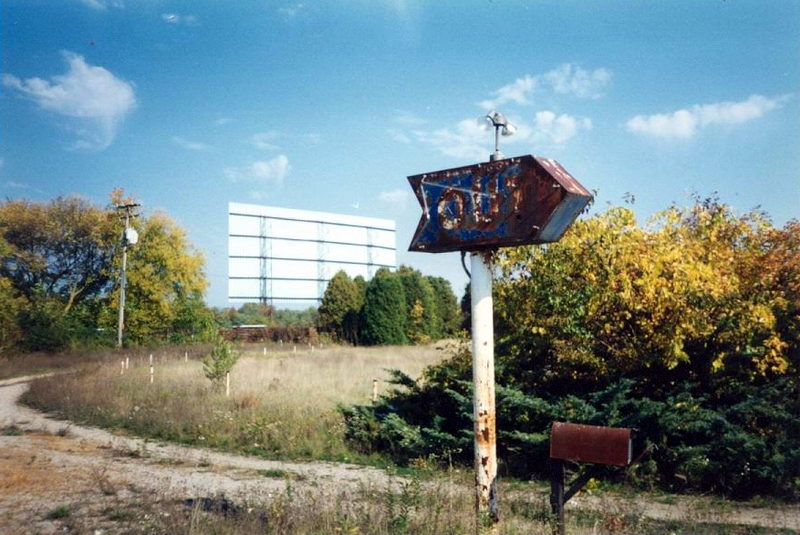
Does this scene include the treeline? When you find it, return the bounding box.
[0,193,462,353]
[317,267,461,345]
[344,198,800,498]
[0,192,215,352]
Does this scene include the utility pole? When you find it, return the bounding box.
[116,203,140,348]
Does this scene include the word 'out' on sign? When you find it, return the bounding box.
[408,155,593,254]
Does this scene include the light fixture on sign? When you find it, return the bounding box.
[484,111,516,161]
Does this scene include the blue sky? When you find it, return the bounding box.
[2,0,798,307]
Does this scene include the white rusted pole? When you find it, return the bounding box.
[184,351,188,362]
[121,360,125,375]
[470,252,498,533]
[226,371,230,397]
[372,379,378,403]
[150,365,154,384]
[263,347,267,356]
[149,353,153,366]
[125,356,129,369]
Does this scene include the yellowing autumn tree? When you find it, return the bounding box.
[494,198,795,389]
[0,193,213,350]
[102,210,212,344]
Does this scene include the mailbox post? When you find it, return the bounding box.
[549,422,634,535]
[408,116,592,534]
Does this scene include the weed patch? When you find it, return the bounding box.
[45,504,71,520]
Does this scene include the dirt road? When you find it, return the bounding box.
[2,377,799,534]
[0,377,395,534]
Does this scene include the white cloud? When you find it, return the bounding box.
[544,63,611,99]
[694,94,785,125]
[224,155,290,184]
[626,94,787,139]
[530,111,592,144]
[479,64,611,110]
[412,110,590,158]
[394,110,427,127]
[387,128,411,144]
[479,75,538,110]
[172,136,211,151]
[413,118,491,161]
[78,0,123,10]
[251,131,281,151]
[626,109,697,139]
[161,13,198,26]
[2,51,136,150]
[214,117,234,126]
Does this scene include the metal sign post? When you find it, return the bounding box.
[408,112,592,534]
[470,251,498,530]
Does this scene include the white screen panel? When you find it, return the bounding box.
[229,215,261,236]
[323,225,367,245]
[229,278,260,298]
[270,279,320,299]
[268,219,320,241]
[270,239,318,259]
[369,229,396,248]
[229,236,261,257]
[325,243,369,263]
[229,257,260,278]
[270,259,319,280]
[371,248,396,266]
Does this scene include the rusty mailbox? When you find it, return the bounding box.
[550,421,633,467]
[549,422,635,535]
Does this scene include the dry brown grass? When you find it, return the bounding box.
[22,343,449,463]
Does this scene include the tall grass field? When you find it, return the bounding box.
[23,344,446,463]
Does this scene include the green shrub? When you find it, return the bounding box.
[342,201,800,499]
[202,335,239,386]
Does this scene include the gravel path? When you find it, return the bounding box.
[2,376,799,534]
[0,377,399,534]
[0,378,391,498]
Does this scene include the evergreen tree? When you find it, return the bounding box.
[460,282,471,333]
[361,271,407,345]
[398,266,439,342]
[318,270,362,343]
[427,276,460,336]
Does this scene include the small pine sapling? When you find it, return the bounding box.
[202,335,239,388]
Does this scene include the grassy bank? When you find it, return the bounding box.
[0,345,209,381]
[22,344,445,463]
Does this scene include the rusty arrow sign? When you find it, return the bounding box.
[408,155,593,253]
